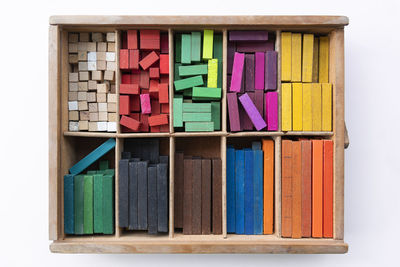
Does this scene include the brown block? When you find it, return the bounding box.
[79,71,89,81]
[87,92,96,102]
[107,42,115,51]
[104,71,114,81]
[79,111,90,121]
[183,158,193,235]
[79,32,89,42]
[98,111,108,121]
[68,92,78,101]
[106,32,115,42]
[174,152,184,229]
[97,60,106,71]
[91,71,103,81]
[201,159,212,235]
[79,120,89,131]
[78,82,88,91]
[78,101,88,111]
[77,92,87,101]
[97,52,106,61]
[97,93,107,103]
[107,103,116,112]
[212,158,222,234]
[192,159,202,235]
[69,111,79,121]
[97,42,107,52]
[108,112,118,122]
[88,103,98,112]
[89,112,99,122]
[69,54,78,63]
[110,84,116,93]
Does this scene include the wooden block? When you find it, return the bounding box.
[214,34,223,88]
[87,42,97,52]
[86,92,96,102]
[78,82,88,91]
[235,40,275,53]
[227,93,240,132]
[238,93,267,131]
[292,83,303,131]
[111,84,116,93]
[159,83,169,104]
[69,82,78,92]
[235,150,245,234]
[148,165,158,234]
[88,81,97,90]
[104,71,114,81]
[182,112,212,122]
[157,163,169,232]
[80,111,90,121]
[97,42,107,52]
[106,32,115,42]
[226,147,235,233]
[319,36,329,83]
[160,32,169,54]
[92,32,104,42]
[312,140,323,237]
[291,33,302,82]
[97,121,107,131]
[253,148,263,235]
[79,32,89,42]
[207,59,218,88]
[292,141,302,238]
[312,37,319,83]
[78,61,88,71]
[323,140,333,238]
[245,54,255,92]
[120,115,140,131]
[181,34,191,64]
[183,158,193,234]
[149,67,160,79]
[161,103,169,114]
[230,52,245,92]
[96,93,106,103]
[106,61,115,71]
[78,101,88,111]
[137,161,148,230]
[182,102,211,113]
[77,51,86,62]
[64,174,75,234]
[255,52,265,90]
[311,83,322,131]
[265,51,277,90]
[202,29,213,60]
[201,159,211,234]
[93,174,103,233]
[262,139,274,234]
[185,122,214,132]
[69,33,79,43]
[140,94,151,114]
[281,32,292,81]
[302,83,312,131]
[174,75,203,91]
[77,91,87,101]
[107,42,115,52]
[118,159,129,228]
[102,174,114,234]
[175,33,182,63]
[98,103,108,112]
[128,49,139,70]
[229,31,268,41]
[69,110,79,121]
[128,161,139,230]
[174,152,184,228]
[69,43,78,53]
[69,72,79,82]
[160,75,169,84]
[107,93,117,103]
[281,83,292,131]
[127,30,138,49]
[254,90,264,124]
[173,95,183,127]
[322,83,332,131]
[91,71,102,81]
[281,140,292,237]
[192,159,202,234]
[139,51,159,70]
[212,158,222,234]
[149,79,159,98]
[120,49,129,69]
[89,112,99,122]
[69,91,78,101]
[148,114,168,126]
[87,52,97,62]
[159,54,169,74]
[120,84,139,95]
[130,95,140,112]
[74,175,84,234]
[119,95,130,115]
[244,149,254,235]
[265,91,278,131]
[139,70,150,89]
[302,34,314,82]
[108,112,118,122]
[227,41,235,74]
[191,32,201,62]
[88,121,97,131]
[69,121,79,131]
[98,112,108,121]
[301,140,312,237]
[140,30,160,50]
[192,87,221,100]
[179,64,207,77]
[79,120,89,131]
[68,101,78,111]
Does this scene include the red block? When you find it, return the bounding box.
[149,67,160,79]
[120,84,139,94]
[151,99,160,115]
[150,126,160,132]
[119,95,130,115]
[160,33,169,54]
[139,70,150,89]
[121,74,131,84]
[127,30,138,50]
[120,115,140,131]
[148,114,169,126]
[149,79,159,98]
[159,83,169,104]
[139,114,149,132]
[122,113,140,133]
[140,30,160,40]
[159,54,169,74]
[121,32,127,49]
[130,95,140,112]
[160,75,169,84]
[161,103,169,114]
[139,51,159,70]
[160,124,169,132]
[141,89,149,94]
[129,49,139,70]
[131,71,140,84]
[140,37,160,50]
[120,49,129,69]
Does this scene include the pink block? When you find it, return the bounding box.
[255,52,265,90]
[265,91,278,131]
[140,94,151,114]
[238,93,267,131]
[229,52,245,92]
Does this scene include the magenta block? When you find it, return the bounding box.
[239,93,253,130]
[245,54,255,92]
[227,42,236,74]
[227,93,241,132]
[229,31,268,42]
[265,91,278,131]
[255,52,265,90]
[140,94,152,114]
[230,52,245,92]
[265,51,277,90]
[238,93,266,131]
[236,41,274,53]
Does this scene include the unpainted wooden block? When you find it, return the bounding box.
[87,42,97,52]
[106,32,115,42]
[88,52,97,62]
[97,93,107,103]
[107,93,117,103]
[69,121,79,131]
[106,61,115,71]
[107,42,115,52]
[97,42,107,52]
[88,121,97,131]
[92,33,104,42]
[106,52,115,62]
[79,120,89,131]
[69,111,79,121]
[69,33,79,43]
[79,71,89,81]
[97,52,106,61]
[78,51,87,61]
[89,112,99,122]
[69,73,79,82]
[99,112,108,121]
[91,71,103,81]
[97,83,109,93]
[104,71,114,81]
[69,91,78,101]
[97,60,106,71]
[78,101,88,111]
[68,101,78,111]
[80,111,90,121]
[80,32,90,42]
[87,61,97,71]
[98,102,108,112]
[87,92,96,102]
[78,42,88,52]
[108,112,118,122]
[89,103,98,112]
[110,84,116,93]
[69,54,78,63]
[78,82,88,91]
[88,80,97,90]
[69,82,78,92]
[78,62,88,71]
[107,103,116,113]
[97,121,107,131]
[107,122,117,132]
[69,43,78,53]
[72,64,79,72]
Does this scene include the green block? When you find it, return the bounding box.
[211,101,221,130]
[192,87,221,99]
[183,99,193,103]
[87,170,97,175]
[93,174,103,233]
[203,29,214,60]
[183,89,192,97]
[213,34,223,61]
[174,75,203,91]
[175,34,181,63]
[103,175,115,234]
[183,112,212,122]
[74,175,84,235]
[83,175,94,234]
[179,64,208,76]
[183,103,212,113]
[191,32,201,62]
[104,169,115,176]
[174,63,182,81]
[217,61,223,88]
[173,95,183,127]
[185,122,214,132]
[181,34,191,64]
[99,160,109,170]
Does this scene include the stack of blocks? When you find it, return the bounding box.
[119,30,170,133]
[227,31,278,132]
[68,32,117,132]
[280,32,332,132]
[173,30,222,132]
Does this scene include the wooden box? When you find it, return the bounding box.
[49,15,349,253]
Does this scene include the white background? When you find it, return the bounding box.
[0,0,399,266]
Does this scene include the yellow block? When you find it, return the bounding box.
[311,83,322,131]
[312,37,319,82]
[281,83,292,131]
[302,34,314,82]
[203,29,214,60]
[207,59,218,88]
[281,32,292,82]
[322,83,332,131]
[319,36,329,83]
[292,83,303,131]
[291,33,302,82]
[302,83,312,131]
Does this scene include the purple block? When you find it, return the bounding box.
[227,75,231,90]
[236,41,274,53]
[265,51,277,90]
[255,52,265,90]
[245,54,255,92]
[239,93,267,131]
[229,31,268,42]
[227,93,241,132]
[239,93,253,130]
[230,52,245,92]
[265,91,278,131]
[254,90,264,118]
[227,42,236,74]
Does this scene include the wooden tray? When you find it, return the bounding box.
[49,15,349,254]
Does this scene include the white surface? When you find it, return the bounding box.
[0,0,399,266]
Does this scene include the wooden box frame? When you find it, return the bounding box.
[49,15,349,254]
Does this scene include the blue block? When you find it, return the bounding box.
[235,150,245,234]
[252,141,262,150]
[244,149,254,235]
[227,147,236,233]
[253,149,264,235]
[69,138,116,175]
[64,174,74,234]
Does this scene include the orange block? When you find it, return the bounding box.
[119,95,130,115]
[323,140,333,238]
[120,115,140,131]
[262,139,274,235]
[281,140,292,238]
[159,83,169,104]
[148,114,168,126]
[312,140,323,237]
[301,140,312,237]
[292,141,302,238]
[139,51,159,70]
[127,30,138,50]
[120,84,139,95]
[129,50,139,70]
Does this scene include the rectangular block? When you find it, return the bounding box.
[119,95,130,115]
[192,87,221,100]
[281,32,292,81]
[201,159,211,234]
[319,36,329,83]
[262,139,274,234]
[265,92,278,131]
[214,34,223,88]
[149,67,160,79]
[102,174,114,234]
[281,140,292,237]
[182,112,212,122]
[74,175,84,235]
[174,75,203,91]
[148,114,168,126]
[191,32,201,62]
[207,59,218,88]
[236,41,274,53]
[227,93,240,132]
[212,158,222,234]
[211,101,221,131]
[127,30,138,49]
[254,90,264,119]
[244,149,254,235]
[161,33,169,54]
[281,83,292,131]
[302,34,314,82]
[302,83,312,131]
[322,83,332,131]
[158,83,169,104]
[230,52,245,92]
[181,34,191,64]
[157,163,168,232]
[106,32,115,42]
[227,41,235,74]
[183,158,193,234]
[323,140,334,238]
[291,33,302,82]
[245,54,255,92]
[182,102,211,113]
[292,83,303,131]
[227,147,235,233]
[312,140,323,237]
[292,142,302,238]
[139,51,159,70]
[229,31,268,41]
[311,83,322,131]
[255,52,265,90]
[120,84,139,94]
[253,148,263,235]
[175,34,181,63]
[179,64,208,76]
[119,49,129,69]
[140,30,160,50]
[83,175,94,234]
[192,159,202,234]
[148,166,158,234]
[64,174,75,234]
[138,161,148,230]
[312,37,319,83]
[238,93,267,131]
[120,115,140,131]
[173,95,183,127]
[129,49,139,70]
[301,140,312,237]
[118,158,129,229]
[185,122,214,132]
[140,94,151,114]
[174,152,184,228]
[235,150,245,234]
[202,29,213,60]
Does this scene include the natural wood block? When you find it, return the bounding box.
[97,121,108,131]
[69,43,78,53]
[69,54,78,63]
[79,71,89,81]
[291,33,302,82]
[78,42,88,52]
[106,32,115,42]
[79,120,89,131]
[292,83,303,131]
[281,83,292,131]
[97,83,109,93]
[69,82,78,92]
[107,42,115,52]
[107,121,117,132]
[302,34,314,82]
[80,111,90,121]
[107,103,117,113]
[68,91,78,101]
[319,36,329,83]
[79,32,89,42]
[281,32,292,81]
[88,80,97,90]
[88,103,98,112]
[104,71,114,81]
[87,42,97,52]
[97,52,106,61]
[69,72,78,82]
[69,33,79,42]
[88,121,97,131]
[88,52,97,62]
[78,51,87,61]
[92,32,104,42]
[106,61,115,71]
[108,112,118,122]
[77,101,88,111]
[97,60,106,71]
[78,91,87,101]
[322,83,332,131]
[106,52,115,62]
[97,93,107,103]
[97,42,107,52]
[78,82,88,91]
[88,61,96,71]
[111,84,116,93]
[203,29,213,60]
[311,83,322,131]
[99,111,108,121]
[107,93,117,103]
[92,71,103,81]
[69,121,79,131]
[89,112,99,122]
[87,92,96,102]
[69,111,79,121]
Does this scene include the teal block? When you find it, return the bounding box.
[191,32,201,62]
[179,64,208,76]
[181,34,191,64]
